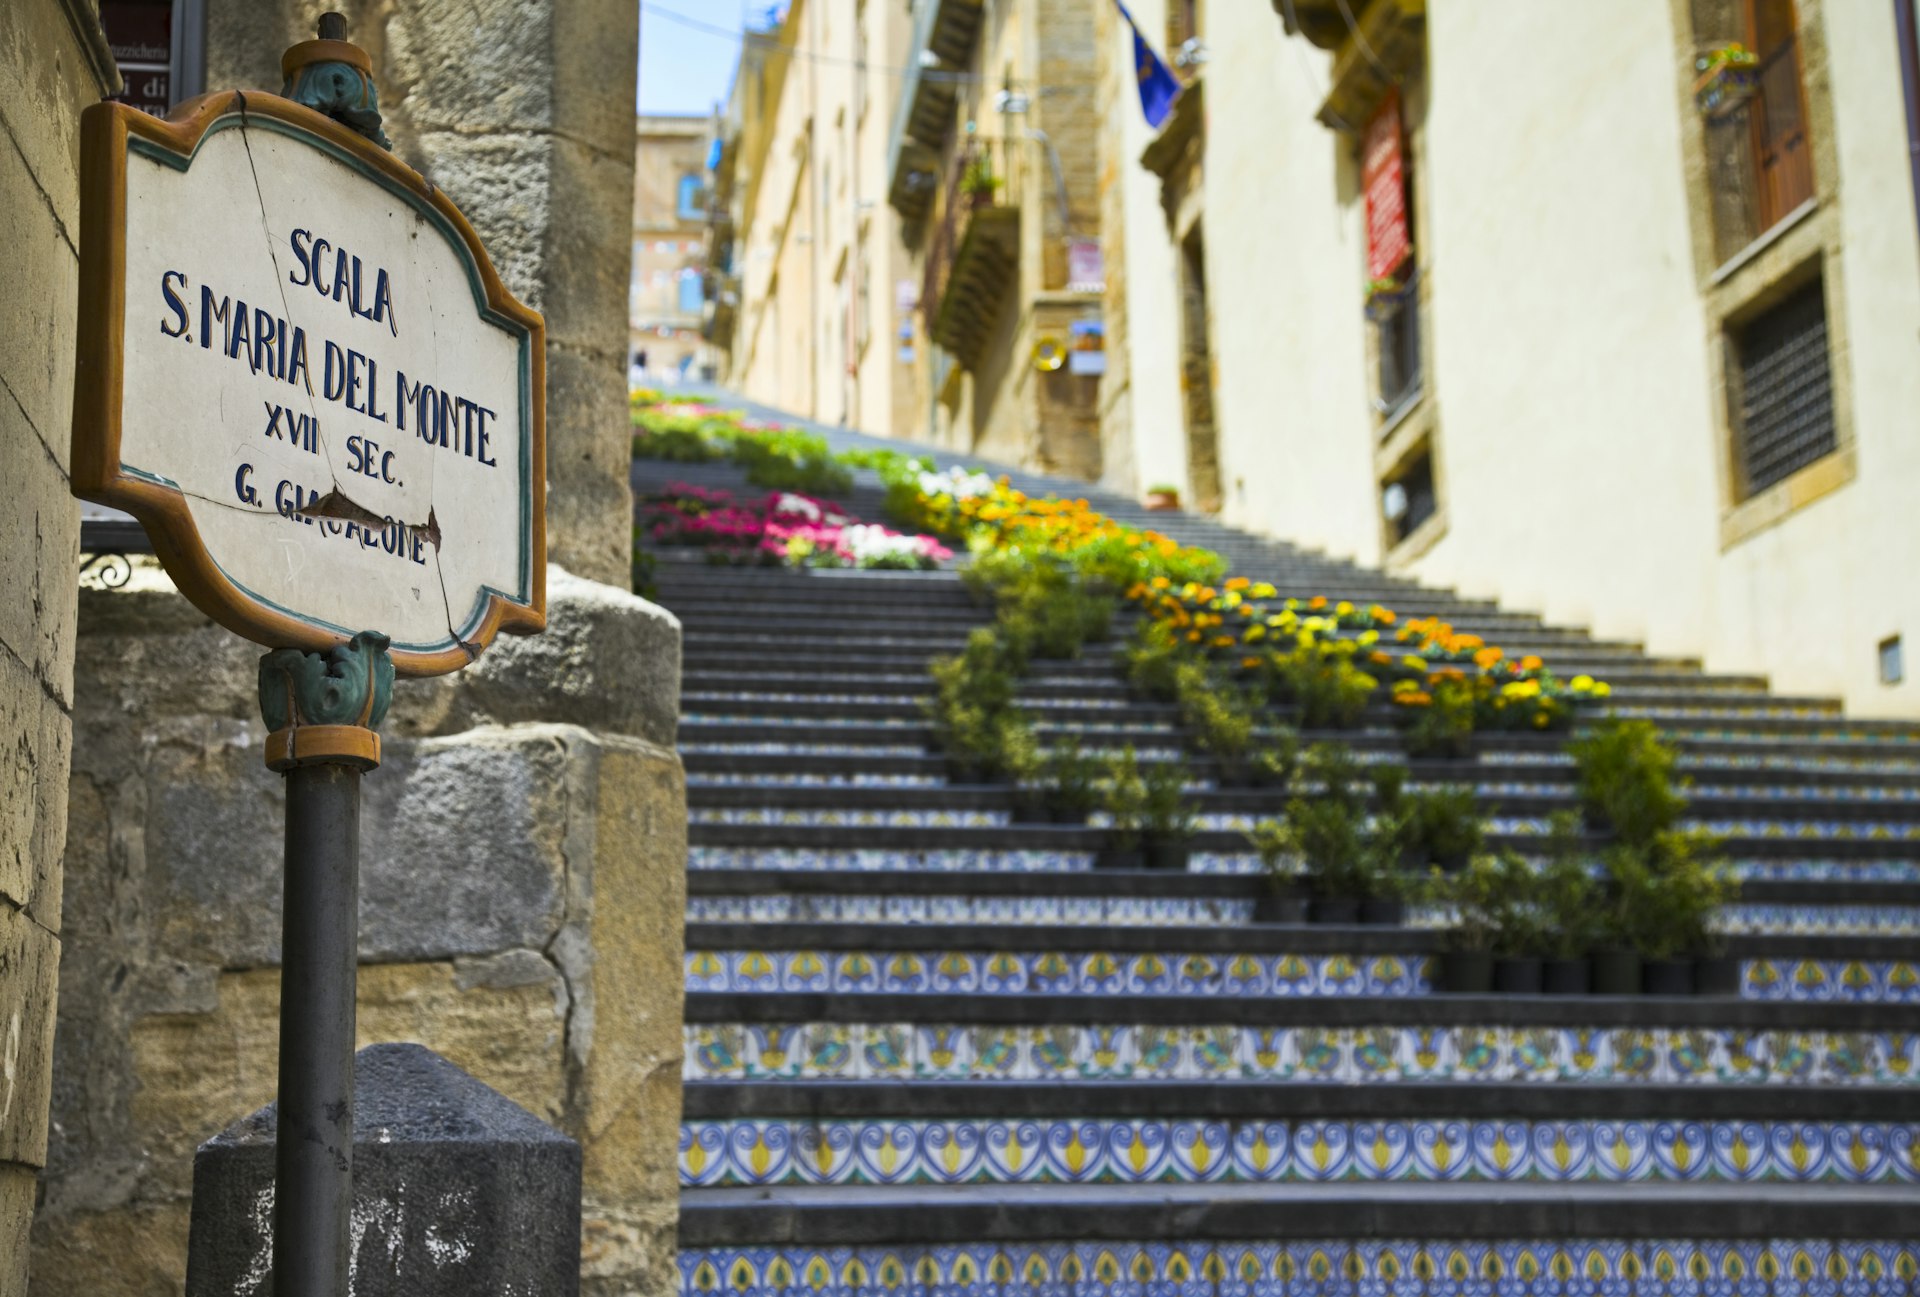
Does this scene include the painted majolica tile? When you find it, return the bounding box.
[680,1239,1920,1297]
[680,1116,1919,1187]
[681,1023,1920,1085]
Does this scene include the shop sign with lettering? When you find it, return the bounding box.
[73,93,546,675]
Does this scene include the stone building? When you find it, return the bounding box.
[633,113,717,383]
[6,3,687,1294]
[711,0,1106,472]
[1108,0,1920,717]
[0,4,119,1292]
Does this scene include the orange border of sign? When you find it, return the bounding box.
[72,91,547,678]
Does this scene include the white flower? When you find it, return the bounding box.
[773,493,821,520]
[917,466,995,500]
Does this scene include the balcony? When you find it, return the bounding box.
[925,138,1022,369]
[1275,0,1425,131]
[886,0,986,222]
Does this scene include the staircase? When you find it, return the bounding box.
[641,416,1920,1297]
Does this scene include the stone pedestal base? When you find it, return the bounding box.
[186,1043,581,1296]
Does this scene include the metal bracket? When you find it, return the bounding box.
[259,630,394,771]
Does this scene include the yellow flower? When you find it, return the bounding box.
[1357,630,1380,647]
[1251,583,1277,599]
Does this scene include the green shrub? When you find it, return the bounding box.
[1403,785,1484,869]
[1124,618,1192,700]
[1100,747,1149,845]
[1284,655,1378,729]
[1569,719,1687,844]
[1141,759,1199,845]
[1174,662,1259,771]
[1043,736,1102,816]
[1406,678,1476,759]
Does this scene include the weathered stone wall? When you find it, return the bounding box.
[31,572,686,1296]
[0,3,116,1293]
[204,0,640,588]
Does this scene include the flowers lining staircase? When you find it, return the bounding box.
[643,402,1920,1297]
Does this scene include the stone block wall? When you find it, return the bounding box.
[0,3,117,1293]
[31,571,686,1296]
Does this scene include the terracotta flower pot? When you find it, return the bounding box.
[1144,490,1181,512]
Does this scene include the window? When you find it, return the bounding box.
[1692,0,1815,261]
[1729,275,1835,497]
[1382,448,1437,548]
[676,174,705,222]
[1373,270,1422,420]
[677,269,705,316]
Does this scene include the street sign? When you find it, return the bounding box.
[73,90,546,676]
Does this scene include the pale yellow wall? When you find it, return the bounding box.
[1700,0,1920,712]
[1105,0,1187,500]
[1201,2,1377,558]
[1406,1,1723,646]
[1149,1,1920,716]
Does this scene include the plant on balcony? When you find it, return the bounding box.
[1363,274,1406,322]
[1694,42,1761,119]
[960,152,1002,207]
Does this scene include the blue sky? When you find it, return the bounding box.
[638,2,747,116]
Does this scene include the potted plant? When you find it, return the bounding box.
[1569,719,1686,844]
[1426,856,1497,993]
[1141,758,1199,871]
[1246,819,1309,923]
[1097,746,1148,869]
[1403,784,1483,873]
[1638,830,1734,996]
[1536,817,1601,995]
[1251,726,1304,792]
[1694,41,1760,118]
[1487,852,1548,994]
[1176,662,1258,785]
[1277,796,1406,924]
[960,152,1001,208]
[999,717,1048,821]
[1363,274,1405,322]
[1123,618,1189,702]
[1406,678,1476,761]
[1043,736,1101,824]
[1144,483,1182,512]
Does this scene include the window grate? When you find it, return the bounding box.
[1733,277,1835,496]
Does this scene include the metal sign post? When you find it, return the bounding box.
[259,630,393,1292]
[70,12,546,1289]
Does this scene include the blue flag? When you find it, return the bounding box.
[1115,1,1181,128]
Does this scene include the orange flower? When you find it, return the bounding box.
[1520,655,1544,672]
[1473,647,1504,669]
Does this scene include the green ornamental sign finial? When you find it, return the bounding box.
[279,12,390,150]
[259,631,396,733]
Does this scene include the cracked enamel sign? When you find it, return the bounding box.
[72,92,546,676]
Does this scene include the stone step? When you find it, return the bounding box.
[682,653,1753,688]
[685,821,1920,866]
[682,1078,1920,1121]
[677,707,1920,745]
[683,781,1920,825]
[682,921,1918,965]
[676,1182,1920,1247]
[682,750,1920,790]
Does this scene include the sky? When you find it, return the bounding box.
[638,1,749,117]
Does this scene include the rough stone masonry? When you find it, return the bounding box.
[27,2,683,1294]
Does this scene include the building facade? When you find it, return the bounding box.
[1111,0,1920,718]
[634,113,717,383]
[710,0,1107,471]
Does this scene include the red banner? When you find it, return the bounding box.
[1363,91,1411,282]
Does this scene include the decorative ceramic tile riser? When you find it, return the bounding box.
[688,773,945,788]
[1488,749,1920,774]
[1719,905,1920,935]
[683,1023,1919,1085]
[680,1239,1920,1297]
[688,847,1100,873]
[684,952,1920,1003]
[680,1117,1920,1187]
[679,742,930,757]
[683,714,921,729]
[683,895,1258,927]
[691,809,1013,827]
[683,950,1432,998]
